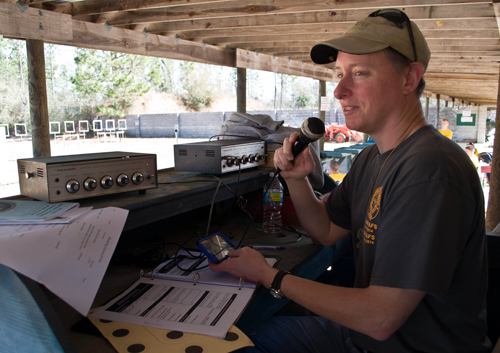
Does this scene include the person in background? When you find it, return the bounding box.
[212,8,490,353]
[438,118,453,139]
[329,160,346,185]
[465,144,479,169]
[467,142,479,156]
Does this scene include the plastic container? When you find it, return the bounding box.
[262,172,283,234]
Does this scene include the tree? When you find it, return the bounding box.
[179,61,214,111]
[71,49,158,117]
[0,39,29,130]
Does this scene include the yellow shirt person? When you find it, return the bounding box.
[438,119,453,139]
[465,145,479,169]
[329,160,346,184]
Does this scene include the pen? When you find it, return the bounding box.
[248,245,286,250]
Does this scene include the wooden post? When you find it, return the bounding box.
[435,94,441,129]
[237,67,246,113]
[425,97,429,121]
[318,79,326,151]
[486,67,500,231]
[26,39,50,157]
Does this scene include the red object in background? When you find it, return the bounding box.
[324,123,363,143]
[481,165,491,173]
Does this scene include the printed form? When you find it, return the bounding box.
[92,277,254,338]
[0,207,129,316]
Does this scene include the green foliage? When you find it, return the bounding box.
[0,38,322,132]
[0,39,30,127]
[179,62,214,111]
[71,49,162,117]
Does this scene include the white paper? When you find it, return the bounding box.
[0,206,93,225]
[148,250,277,289]
[0,200,79,221]
[0,207,128,316]
[92,277,255,338]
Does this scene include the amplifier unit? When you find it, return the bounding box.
[174,139,266,174]
[18,152,157,203]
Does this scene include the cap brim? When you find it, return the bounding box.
[310,36,390,64]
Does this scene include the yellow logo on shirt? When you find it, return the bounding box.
[368,186,382,220]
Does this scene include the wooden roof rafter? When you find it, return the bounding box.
[0,0,498,105]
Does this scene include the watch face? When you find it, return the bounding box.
[270,288,283,299]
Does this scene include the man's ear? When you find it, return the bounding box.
[403,62,425,95]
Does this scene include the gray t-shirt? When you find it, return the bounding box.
[326,125,490,352]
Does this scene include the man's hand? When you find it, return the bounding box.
[209,247,278,288]
[274,132,316,180]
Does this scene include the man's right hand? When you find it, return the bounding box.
[274,132,316,180]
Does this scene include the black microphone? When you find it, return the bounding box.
[275,117,325,174]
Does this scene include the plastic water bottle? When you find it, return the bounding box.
[263,172,283,234]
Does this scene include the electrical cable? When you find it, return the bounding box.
[204,176,222,238]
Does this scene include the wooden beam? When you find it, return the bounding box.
[116,4,494,33]
[236,49,334,81]
[0,2,234,67]
[0,2,73,42]
[26,39,50,158]
[50,0,237,16]
[237,67,246,113]
[82,1,495,26]
[318,79,326,151]
[486,62,500,231]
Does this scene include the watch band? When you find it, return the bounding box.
[269,270,290,299]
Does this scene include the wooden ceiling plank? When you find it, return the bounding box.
[171,25,498,40]
[203,36,499,48]
[72,0,494,24]
[102,3,494,31]
[236,48,334,81]
[49,0,238,16]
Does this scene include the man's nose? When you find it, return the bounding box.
[334,78,350,100]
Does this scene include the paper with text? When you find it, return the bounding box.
[148,250,277,289]
[0,207,128,316]
[92,278,254,338]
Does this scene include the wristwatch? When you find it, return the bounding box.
[269,270,291,299]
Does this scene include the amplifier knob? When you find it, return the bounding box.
[66,179,80,193]
[117,174,129,187]
[84,178,97,191]
[248,154,255,163]
[101,176,114,189]
[131,172,144,185]
[241,155,248,164]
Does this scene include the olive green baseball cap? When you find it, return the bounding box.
[310,10,430,71]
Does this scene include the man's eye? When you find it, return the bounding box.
[337,73,344,79]
[355,71,364,76]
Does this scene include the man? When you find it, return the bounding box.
[439,118,453,139]
[211,9,490,353]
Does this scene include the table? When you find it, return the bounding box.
[8,166,346,351]
[44,207,342,352]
